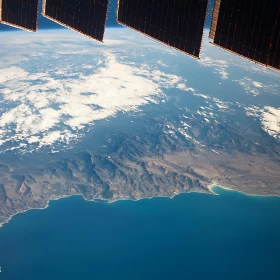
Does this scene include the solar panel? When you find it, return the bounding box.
[268,9,280,70]
[42,0,109,42]
[209,0,280,71]
[117,0,209,58]
[0,0,39,32]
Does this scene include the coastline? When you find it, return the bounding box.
[208,184,280,198]
[1,184,280,229]
[0,191,202,229]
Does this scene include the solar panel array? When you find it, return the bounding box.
[117,0,209,58]
[210,0,280,71]
[42,0,109,42]
[0,0,39,31]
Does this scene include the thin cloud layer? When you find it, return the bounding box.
[199,56,229,79]
[234,77,263,96]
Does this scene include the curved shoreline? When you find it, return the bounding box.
[1,184,280,229]
[208,184,280,198]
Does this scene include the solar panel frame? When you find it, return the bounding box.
[42,0,109,42]
[209,0,280,71]
[209,0,221,39]
[0,0,39,32]
[117,0,209,59]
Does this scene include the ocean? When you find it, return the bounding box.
[0,187,280,280]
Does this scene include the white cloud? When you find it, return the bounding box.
[234,77,279,97]
[234,77,263,96]
[0,52,189,151]
[252,81,263,88]
[245,106,280,139]
[245,106,262,117]
[261,107,280,139]
[0,66,28,83]
[176,83,195,92]
[39,131,63,146]
[193,93,210,99]
[212,98,229,110]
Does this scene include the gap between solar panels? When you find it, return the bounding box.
[0,0,39,32]
[209,0,280,72]
[42,0,109,42]
[117,0,209,59]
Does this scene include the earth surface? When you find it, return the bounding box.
[0,28,280,226]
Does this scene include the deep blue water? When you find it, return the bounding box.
[0,187,280,280]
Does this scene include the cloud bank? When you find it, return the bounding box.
[0,52,190,152]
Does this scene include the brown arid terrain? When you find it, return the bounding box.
[0,112,280,227]
[165,151,280,196]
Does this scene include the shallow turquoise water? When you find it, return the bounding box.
[0,187,280,280]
